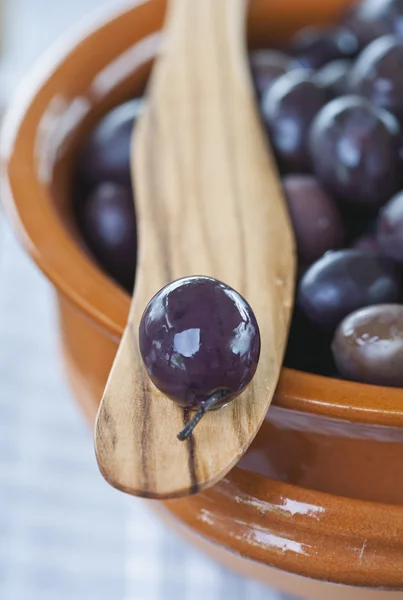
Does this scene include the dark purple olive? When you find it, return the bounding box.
[249,50,292,96]
[298,249,401,329]
[78,182,136,292]
[77,99,143,191]
[332,304,403,386]
[309,96,402,207]
[290,26,358,69]
[261,71,328,172]
[342,0,403,49]
[377,190,403,262]
[349,35,403,121]
[139,276,260,440]
[139,275,260,415]
[282,174,344,264]
[313,59,352,98]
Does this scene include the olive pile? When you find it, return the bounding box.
[75,0,403,388]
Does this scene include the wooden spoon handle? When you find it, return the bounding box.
[134,0,284,299]
[95,0,296,499]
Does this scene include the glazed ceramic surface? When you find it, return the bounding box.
[3,0,403,597]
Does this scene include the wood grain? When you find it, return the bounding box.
[94,0,296,499]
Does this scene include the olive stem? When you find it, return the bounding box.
[177,390,229,441]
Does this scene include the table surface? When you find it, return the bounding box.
[0,1,293,598]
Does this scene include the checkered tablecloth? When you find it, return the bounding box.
[0,1,294,598]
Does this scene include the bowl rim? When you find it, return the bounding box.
[2,0,403,429]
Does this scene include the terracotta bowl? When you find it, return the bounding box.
[3,0,403,598]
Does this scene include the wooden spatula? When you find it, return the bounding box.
[94,0,296,499]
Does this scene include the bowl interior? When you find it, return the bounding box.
[4,0,403,426]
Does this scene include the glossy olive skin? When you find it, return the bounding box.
[298,249,401,329]
[139,276,261,409]
[282,174,344,264]
[377,190,403,262]
[249,50,292,96]
[349,35,403,121]
[313,59,352,98]
[77,99,143,191]
[309,96,402,207]
[78,182,137,292]
[261,71,328,172]
[290,26,358,69]
[332,304,403,386]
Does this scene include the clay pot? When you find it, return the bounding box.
[3,0,403,598]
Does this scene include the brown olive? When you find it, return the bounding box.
[332,304,403,386]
